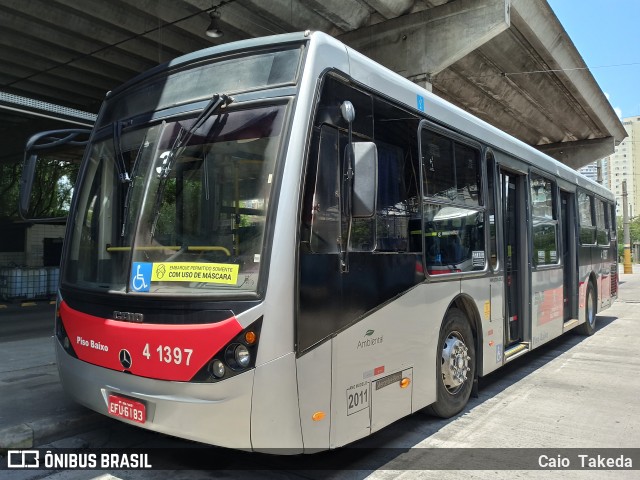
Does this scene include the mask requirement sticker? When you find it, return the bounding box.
[131,262,239,292]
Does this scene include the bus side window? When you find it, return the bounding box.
[420,128,485,275]
[596,199,609,245]
[365,93,422,254]
[372,143,408,252]
[610,204,617,240]
[530,175,558,266]
[578,191,596,244]
[309,126,341,254]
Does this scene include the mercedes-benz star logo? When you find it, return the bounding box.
[119,349,132,369]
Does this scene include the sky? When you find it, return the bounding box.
[547,0,640,120]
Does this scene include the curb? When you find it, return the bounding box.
[0,410,108,451]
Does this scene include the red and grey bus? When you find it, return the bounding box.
[20,31,617,452]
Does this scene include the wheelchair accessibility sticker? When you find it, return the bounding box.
[130,262,239,291]
[131,262,152,292]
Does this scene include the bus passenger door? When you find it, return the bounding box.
[500,170,527,356]
[560,190,578,322]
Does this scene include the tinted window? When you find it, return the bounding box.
[596,200,609,245]
[454,143,482,207]
[420,128,485,274]
[310,126,341,253]
[423,130,455,200]
[530,175,558,266]
[578,191,596,244]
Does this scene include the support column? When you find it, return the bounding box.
[623,180,632,274]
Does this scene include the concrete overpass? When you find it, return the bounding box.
[0,0,626,169]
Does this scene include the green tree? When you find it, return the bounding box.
[0,157,80,221]
[0,162,21,219]
[27,158,80,219]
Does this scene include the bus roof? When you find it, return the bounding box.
[105,31,310,101]
[103,30,614,202]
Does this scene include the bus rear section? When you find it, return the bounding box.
[292,37,617,450]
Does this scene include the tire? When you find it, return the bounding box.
[426,308,476,418]
[577,282,597,336]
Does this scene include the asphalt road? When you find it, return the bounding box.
[0,303,54,342]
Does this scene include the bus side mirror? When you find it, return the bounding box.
[352,142,377,218]
[19,129,90,222]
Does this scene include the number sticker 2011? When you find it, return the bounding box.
[346,382,370,416]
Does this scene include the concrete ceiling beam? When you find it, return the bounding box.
[432,62,554,146]
[0,7,157,75]
[0,0,182,65]
[54,0,211,56]
[339,0,510,79]
[510,0,626,147]
[431,29,596,146]
[0,28,138,86]
[536,137,615,169]
[0,47,120,94]
[299,0,372,32]
[0,75,98,111]
[360,0,414,20]
[234,0,340,35]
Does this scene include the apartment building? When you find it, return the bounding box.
[606,116,640,218]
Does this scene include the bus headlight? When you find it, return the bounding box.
[208,359,226,378]
[235,344,250,368]
[191,317,262,383]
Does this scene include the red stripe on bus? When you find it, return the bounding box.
[59,300,243,381]
[428,269,461,275]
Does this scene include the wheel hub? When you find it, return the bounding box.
[441,332,471,394]
[587,290,595,326]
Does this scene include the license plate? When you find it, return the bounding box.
[108,394,146,424]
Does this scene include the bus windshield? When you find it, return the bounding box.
[63,103,287,296]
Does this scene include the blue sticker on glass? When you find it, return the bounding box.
[417,95,425,112]
[130,262,152,292]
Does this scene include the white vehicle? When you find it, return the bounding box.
[20,31,617,453]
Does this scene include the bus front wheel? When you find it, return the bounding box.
[426,308,476,418]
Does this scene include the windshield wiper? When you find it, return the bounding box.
[150,93,234,239]
[155,94,234,179]
[113,121,132,183]
[119,123,168,238]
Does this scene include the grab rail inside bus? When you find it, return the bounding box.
[105,245,231,256]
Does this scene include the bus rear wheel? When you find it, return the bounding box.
[426,308,475,418]
[577,282,597,336]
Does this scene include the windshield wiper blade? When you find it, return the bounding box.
[113,121,132,183]
[191,93,234,135]
[119,123,168,238]
[150,93,233,239]
[120,139,145,237]
[156,93,234,179]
